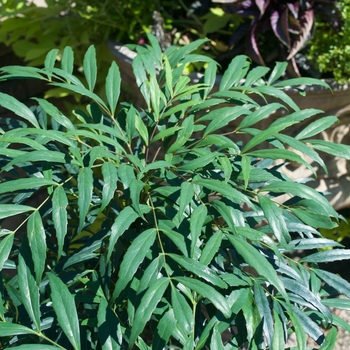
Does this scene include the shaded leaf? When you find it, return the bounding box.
[129,277,169,346]
[77,167,93,232]
[105,61,121,116]
[48,273,81,350]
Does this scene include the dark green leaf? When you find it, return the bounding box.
[200,230,223,265]
[100,162,118,213]
[112,228,156,300]
[168,254,227,288]
[189,204,207,258]
[228,236,289,304]
[0,322,37,336]
[78,167,93,232]
[171,285,193,335]
[296,116,338,140]
[83,45,97,91]
[258,194,290,245]
[18,254,41,331]
[219,55,249,90]
[0,92,40,128]
[300,249,350,263]
[61,46,74,74]
[105,61,121,116]
[0,178,57,195]
[97,297,122,350]
[153,309,177,350]
[0,204,34,220]
[129,277,169,346]
[177,182,194,222]
[48,273,81,350]
[27,211,46,284]
[0,234,14,271]
[313,268,350,298]
[107,206,139,262]
[174,277,231,318]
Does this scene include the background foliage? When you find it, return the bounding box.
[1,35,350,349]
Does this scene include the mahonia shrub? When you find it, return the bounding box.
[1,34,350,349]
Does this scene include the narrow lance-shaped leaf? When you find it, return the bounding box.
[100,162,118,213]
[107,206,139,262]
[18,254,41,331]
[0,92,40,128]
[174,277,231,318]
[52,186,68,260]
[171,284,193,335]
[0,178,57,195]
[0,323,37,337]
[27,211,47,284]
[0,204,34,220]
[77,167,93,233]
[61,46,74,74]
[0,234,14,271]
[227,236,290,306]
[300,249,350,264]
[97,297,123,350]
[129,277,169,346]
[105,61,121,116]
[83,45,97,91]
[296,116,339,140]
[48,273,81,350]
[153,309,177,350]
[112,228,157,300]
[190,204,207,258]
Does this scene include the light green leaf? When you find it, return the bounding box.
[77,167,93,233]
[97,297,122,350]
[100,162,118,213]
[203,61,217,98]
[200,230,223,265]
[253,281,273,347]
[171,284,193,335]
[48,273,81,350]
[237,103,285,130]
[289,238,343,250]
[0,204,34,220]
[313,268,350,298]
[178,153,217,172]
[174,277,231,318]
[129,277,169,346]
[31,97,75,130]
[168,254,227,289]
[112,228,156,300]
[107,206,139,262]
[0,322,37,336]
[135,113,149,146]
[227,236,289,304]
[204,106,249,137]
[290,207,337,229]
[255,85,300,111]
[210,323,224,350]
[219,55,249,90]
[61,46,74,74]
[322,298,350,310]
[309,139,350,160]
[177,182,194,222]
[240,155,250,189]
[83,45,97,91]
[7,345,61,349]
[49,82,109,111]
[27,211,46,284]
[194,177,251,206]
[296,116,338,140]
[244,66,270,86]
[18,254,41,331]
[260,182,338,218]
[0,178,57,195]
[0,92,40,128]
[0,234,14,271]
[44,48,59,75]
[52,186,68,260]
[105,61,121,116]
[273,77,330,89]
[267,62,288,85]
[300,249,350,264]
[190,204,207,258]
[258,194,290,245]
[151,126,183,143]
[164,55,173,96]
[272,309,285,350]
[288,311,306,350]
[153,308,177,350]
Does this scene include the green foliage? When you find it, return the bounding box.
[307,0,350,82]
[1,34,350,348]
